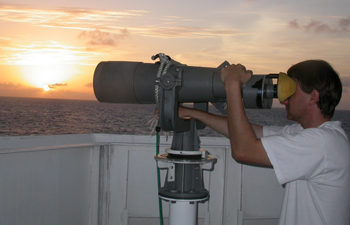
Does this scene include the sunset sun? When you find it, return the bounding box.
[20,64,75,90]
[43,85,51,92]
[12,42,82,91]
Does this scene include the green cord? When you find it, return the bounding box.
[156,126,164,225]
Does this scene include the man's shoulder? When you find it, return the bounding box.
[263,123,301,136]
[313,121,347,138]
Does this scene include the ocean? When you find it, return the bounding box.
[1,96,350,138]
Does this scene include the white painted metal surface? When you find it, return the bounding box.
[168,200,199,225]
[0,134,284,225]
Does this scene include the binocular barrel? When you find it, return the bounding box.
[93,61,274,109]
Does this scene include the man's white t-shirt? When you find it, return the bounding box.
[261,121,350,225]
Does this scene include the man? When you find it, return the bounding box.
[179,60,350,224]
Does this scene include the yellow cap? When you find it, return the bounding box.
[277,72,297,102]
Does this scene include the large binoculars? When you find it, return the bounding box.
[93,61,296,110]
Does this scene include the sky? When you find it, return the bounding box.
[0,0,350,109]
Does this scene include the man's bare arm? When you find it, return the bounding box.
[221,64,272,167]
[179,106,264,139]
[179,106,230,138]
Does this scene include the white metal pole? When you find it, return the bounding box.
[168,200,198,225]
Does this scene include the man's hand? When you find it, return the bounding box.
[220,64,253,85]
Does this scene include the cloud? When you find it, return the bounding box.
[288,16,350,34]
[84,83,93,88]
[338,16,350,31]
[48,83,68,89]
[135,26,243,39]
[0,37,11,46]
[0,4,145,30]
[0,40,100,66]
[78,29,129,46]
[0,4,146,43]
[0,82,43,97]
[0,82,95,100]
[0,4,243,40]
[0,82,39,90]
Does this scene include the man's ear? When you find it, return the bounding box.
[309,89,320,106]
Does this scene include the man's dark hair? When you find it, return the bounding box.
[287,60,342,118]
